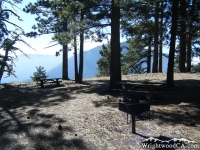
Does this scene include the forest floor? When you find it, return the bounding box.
[0,73,200,150]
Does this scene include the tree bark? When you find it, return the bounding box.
[167,0,178,88]
[62,22,69,80]
[74,35,78,83]
[159,1,163,73]
[78,10,84,83]
[0,49,9,83]
[62,44,69,80]
[147,38,152,73]
[179,0,187,72]
[109,0,121,90]
[187,0,196,72]
[153,1,159,73]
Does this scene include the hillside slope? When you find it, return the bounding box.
[47,42,168,79]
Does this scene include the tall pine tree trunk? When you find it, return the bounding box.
[159,1,163,73]
[74,35,78,83]
[187,0,196,72]
[167,0,178,88]
[62,22,69,80]
[78,10,84,83]
[187,40,192,72]
[147,38,152,73]
[153,1,159,73]
[62,44,69,80]
[159,39,163,72]
[109,0,121,90]
[179,0,187,72]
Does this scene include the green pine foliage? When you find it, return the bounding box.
[0,33,32,82]
[122,40,147,74]
[96,41,127,77]
[0,37,18,79]
[0,0,23,42]
[30,66,48,82]
[0,0,33,83]
[13,0,200,86]
[96,44,111,77]
[191,63,200,72]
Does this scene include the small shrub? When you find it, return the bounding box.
[30,66,48,84]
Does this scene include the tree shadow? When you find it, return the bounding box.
[156,79,200,106]
[0,83,76,109]
[0,83,97,149]
[150,106,200,126]
[78,78,200,127]
[1,78,199,148]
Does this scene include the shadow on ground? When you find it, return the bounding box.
[0,78,200,148]
[0,83,98,149]
[77,79,200,128]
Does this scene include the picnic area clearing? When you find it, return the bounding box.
[0,73,200,150]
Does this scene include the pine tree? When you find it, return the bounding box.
[167,0,178,88]
[187,0,199,72]
[123,40,147,74]
[24,0,109,83]
[23,0,71,80]
[0,0,23,42]
[0,0,33,83]
[30,66,48,83]
[175,0,200,72]
[191,63,200,72]
[178,0,187,72]
[96,41,126,77]
[109,0,121,90]
[121,1,155,74]
[96,43,111,77]
[152,1,159,73]
[0,34,28,82]
[159,1,164,73]
[121,1,170,74]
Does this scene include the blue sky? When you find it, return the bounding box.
[2,0,199,64]
[2,0,111,57]
[3,0,58,55]
[3,0,169,56]
[2,0,172,58]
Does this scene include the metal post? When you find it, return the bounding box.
[56,79,60,86]
[132,105,136,134]
[40,80,44,88]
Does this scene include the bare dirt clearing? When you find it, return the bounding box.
[0,73,200,150]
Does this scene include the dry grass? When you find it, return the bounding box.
[0,73,200,150]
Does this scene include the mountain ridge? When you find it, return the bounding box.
[1,42,168,83]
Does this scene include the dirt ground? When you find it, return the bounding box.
[0,73,200,150]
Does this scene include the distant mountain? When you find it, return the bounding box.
[47,42,168,79]
[1,54,61,83]
[1,42,168,83]
[47,42,129,79]
[47,45,103,79]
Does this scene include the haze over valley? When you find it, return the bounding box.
[1,43,168,83]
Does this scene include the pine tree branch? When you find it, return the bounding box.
[25,31,57,37]
[1,9,23,21]
[44,43,59,49]
[1,19,22,29]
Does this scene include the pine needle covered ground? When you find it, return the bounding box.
[0,73,200,150]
